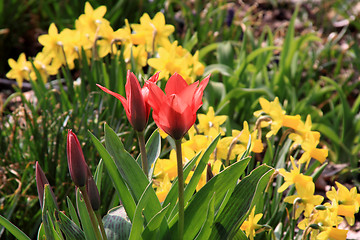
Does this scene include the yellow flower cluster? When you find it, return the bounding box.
[254,97,328,168]
[6,2,205,88]
[153,107,264,202]
[254,96,359,240]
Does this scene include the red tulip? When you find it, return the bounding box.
[67,130,88,187]
[97,70,159,132]
[147,73,209,140]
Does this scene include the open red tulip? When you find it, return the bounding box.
[97,70,159,132]
[147,73,209,140]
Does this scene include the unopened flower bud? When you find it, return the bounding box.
[67,130,88,187]
[206,163,214,182]
[87,172,101,211]
[35,162,56,209]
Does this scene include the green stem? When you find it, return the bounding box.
[96,211,108,240]
[79,187,103,240]
[175,139,184,240]
[137,131,148,177]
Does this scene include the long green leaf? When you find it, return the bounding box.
[168,158,250,239]
[128,183,155,240]
[66,197,81,228]
[136,129,161,179]
[76,189,97,240]
[141,204,171,239]
[104,124,162,221]
[168,134,221,219]
[89,131,136,221]
[210,165,274,239]
[163,152,201,218]
[194,193,215,240]
[55,210,85,240]
[0,215,30,240]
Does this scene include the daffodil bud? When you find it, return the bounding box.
[67,130,88,187]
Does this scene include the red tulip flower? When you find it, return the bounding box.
[67,130,88,188]
[97,70,159,132]
[147,73,210,140]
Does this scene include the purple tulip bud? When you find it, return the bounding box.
[67,130,88,187]
[206,163,214,182]
[35,162,56,209]
[86,172,101,211]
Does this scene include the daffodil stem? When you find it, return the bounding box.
[79,187,103,240]
[96,210,108,240]
[175,139,184,240]
[137,131,148,177]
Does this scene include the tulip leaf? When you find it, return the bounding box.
[42,185,62,239]
[210,165,274,239]
[194,193,215,240]
[94,158,104,192]
[76,189,97,240]
[167,157,250,239]
[37,223,45,240]
[66,197,81,228]
[136,128,161,179]
[162,152,201,218]
[104,124,163,222]
[89,131,136,221]
[0,215,30,240]
[168,134,221,219]
[142,203,171,239]
[129,183,154,240]
[42,210,62,240]
[103,206,132,240]
[55,210,85,240]
[203,64,234,77]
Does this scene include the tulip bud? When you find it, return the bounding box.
[67,130,88,187]
[206,163,214,182]
[86,172,101,211]
[35,162,56,209]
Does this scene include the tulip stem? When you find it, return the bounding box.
[175,139,184,240]
[96,210,108,240]
[79,187,103,240]
[137,131,148,177]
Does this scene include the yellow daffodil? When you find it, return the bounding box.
[6,53,31,88]
[289,115,320,147]
[298,202,342,231]
[277,156,313,193]
[284,181,324,218]
[124,44,148,69]
[154,144,195,180]
[148,41,192,82]
[96,23,127,57]
[240,207,263,240]
[253,97,286,138]
[217,129,247,161]
[155,173,171,202]
[30,52,60,82]
[131,12,174,52]
[326,182,359,225]
[298,133,328,168]
[197,107,227,136]
[38,23,76,69]
[316,227,348,240]
[75,2,109,41]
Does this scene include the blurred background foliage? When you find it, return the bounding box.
[0,0,359,238]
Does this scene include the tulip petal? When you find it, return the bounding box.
[96,84,130,120]
[165,73,188,95]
